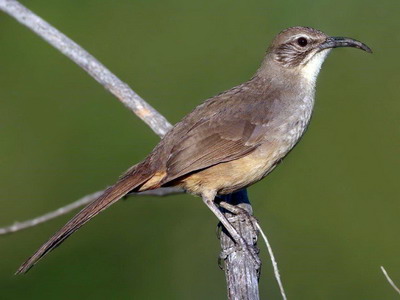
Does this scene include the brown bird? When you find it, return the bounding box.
[16,26,371,274]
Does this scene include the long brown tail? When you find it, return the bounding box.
[16,167,152,274]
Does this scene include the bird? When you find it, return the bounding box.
[16,26,371,274]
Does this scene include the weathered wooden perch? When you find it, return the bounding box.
[219,190,261,300]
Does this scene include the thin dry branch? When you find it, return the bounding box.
[0,190,103,235]
[256,223,287,300]
[381,266,400,295]
[0,187,184,236]
[0,0,172,138]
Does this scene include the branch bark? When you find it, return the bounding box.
[0,1,263,298]
[219,190,261,300]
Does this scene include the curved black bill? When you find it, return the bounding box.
[320,36,372,53]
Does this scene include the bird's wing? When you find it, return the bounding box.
[162,113,269,183]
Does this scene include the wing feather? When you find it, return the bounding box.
[163,118,266,182]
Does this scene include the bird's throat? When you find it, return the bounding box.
[300,49,331,85]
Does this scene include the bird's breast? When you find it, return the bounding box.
[282,95,314,147]
[252,92,315,179]
[266,92,315,150]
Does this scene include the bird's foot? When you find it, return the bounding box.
[219,201,258,231]
[217,201,261,268]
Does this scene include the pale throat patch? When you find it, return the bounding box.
[300,49,331,84]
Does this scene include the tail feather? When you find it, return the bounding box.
[16,170,151,274]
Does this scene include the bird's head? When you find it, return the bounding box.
[260,26,372,84]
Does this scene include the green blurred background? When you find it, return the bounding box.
[0,0,399,299]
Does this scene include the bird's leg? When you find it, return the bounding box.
[202,191,261,267]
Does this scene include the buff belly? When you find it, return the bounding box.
[178,142,288,195]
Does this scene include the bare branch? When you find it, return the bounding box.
[128,186,184,197]
[256,222,287,300]
[0,187,184,236]
[381,266,400,295]
[0,191,103,235]
[0,0,172,137]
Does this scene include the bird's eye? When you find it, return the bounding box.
[297,37,308,47]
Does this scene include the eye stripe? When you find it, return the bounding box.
[275,42,312,67]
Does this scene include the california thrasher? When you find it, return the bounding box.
[16,26,371,274]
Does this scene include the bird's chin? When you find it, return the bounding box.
[299,49,331,83]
